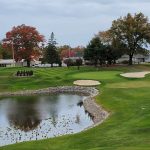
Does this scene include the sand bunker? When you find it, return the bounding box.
[73,80,101,86]
[121,71,150,78]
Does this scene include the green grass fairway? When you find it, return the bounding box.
[0,65,150,150]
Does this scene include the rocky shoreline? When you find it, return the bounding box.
[0,86,109,128]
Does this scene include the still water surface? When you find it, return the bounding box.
[0,94,93,146]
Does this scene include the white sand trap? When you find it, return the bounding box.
[121,71,150,78]
[73,80,101,86]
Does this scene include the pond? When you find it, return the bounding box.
[0,94,93,146]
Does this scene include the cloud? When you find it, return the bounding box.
[0,0,150,46]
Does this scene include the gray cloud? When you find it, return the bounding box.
[0,0,150,46]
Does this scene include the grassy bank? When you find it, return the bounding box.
[0,65,150,150]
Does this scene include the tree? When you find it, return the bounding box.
[98,31,123,64]
[84,34,123,66]
[84,37,106,66]
[2,24,44,67]
[0,42,12,59]
[58,45,75,59]
[64,58,73,68]
[76,58,83,70]
[44,32,60,67]
[72,46,84,57]
[110,12,150,65]
[0,43,3,59]
[98,31,112,45]
[104,45,122,65]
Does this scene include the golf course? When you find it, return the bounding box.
[0,65,150,150]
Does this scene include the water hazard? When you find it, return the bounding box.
[0,94,93,146]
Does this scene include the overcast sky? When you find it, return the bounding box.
[0,0,150,47]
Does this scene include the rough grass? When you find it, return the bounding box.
[0,65,150,150]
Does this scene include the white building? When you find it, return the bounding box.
[0,59,15,67]
[0,59,41,67]
[117,54,150,64]
[145,55,150,62]
[17,59,41,67]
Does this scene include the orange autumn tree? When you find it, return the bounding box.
[3,24,44,67]
[59,45,84,60]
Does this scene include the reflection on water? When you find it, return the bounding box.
[0,94,93,146]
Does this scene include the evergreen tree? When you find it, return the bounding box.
[44,32,60,67]
[84,37,106,66]
[84,36,123,66]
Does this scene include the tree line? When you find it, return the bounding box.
[0,25,83,67]
[1,12,150,67]
[84,12,150,66]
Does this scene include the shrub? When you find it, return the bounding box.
[121,60,129,64]
[16,70,33,77]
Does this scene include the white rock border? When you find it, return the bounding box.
[120,71,150,78]
[73,80,101,86]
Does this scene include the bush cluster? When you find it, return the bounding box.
[121,60,129,64]
[64,58,83,67]
[16,70,33,77]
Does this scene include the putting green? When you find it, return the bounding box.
[71,71,120,80]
